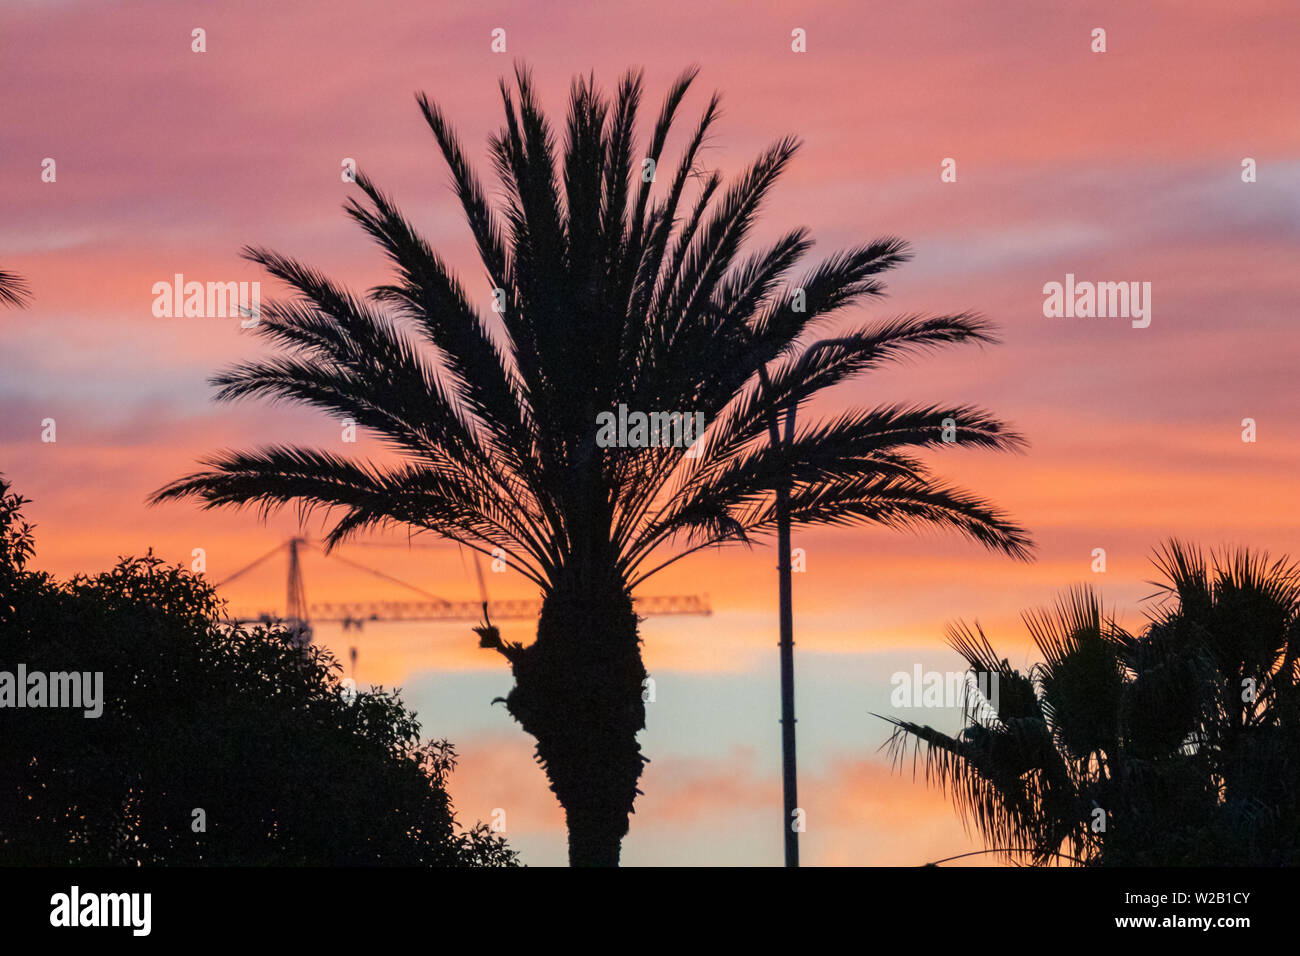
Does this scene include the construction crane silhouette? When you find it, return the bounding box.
[218,537,711,645]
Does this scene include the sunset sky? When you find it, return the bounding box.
[3,0,1298,865]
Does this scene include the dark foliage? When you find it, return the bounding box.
[881,542,1300,865]
[152,65,1032,864]
[0,477,517,866]
[0,270,31,308]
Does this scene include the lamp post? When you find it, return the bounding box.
[756,339,847,866]
[757,365,800,867]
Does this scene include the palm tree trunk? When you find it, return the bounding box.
[504,582,646,867]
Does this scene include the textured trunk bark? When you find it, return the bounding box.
[503,581,646,867]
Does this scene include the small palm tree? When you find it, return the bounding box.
[153,66,1032,866]
[0,270,31,308]
[881,541,1300,865]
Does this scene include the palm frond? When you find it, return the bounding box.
[0,270,32,308]
[156,66,1030,605]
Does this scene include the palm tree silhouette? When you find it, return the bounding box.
[153,66,1032,866]
[881,541,1300,865]
[0,270,31,308]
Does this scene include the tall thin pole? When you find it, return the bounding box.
[757,365,799,866]
[775,481,799,867]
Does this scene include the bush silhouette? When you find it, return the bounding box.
[0,477,516,866]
